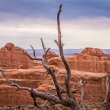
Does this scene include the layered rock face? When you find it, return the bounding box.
[0,43,39,69]
[0,68,107,106]
[0,46,108,107]
[48,47,110,73]
[81,47,104,57]
[0,68,48,106]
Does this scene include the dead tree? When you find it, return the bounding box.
[105,74,110,110]
[0,4,82,110]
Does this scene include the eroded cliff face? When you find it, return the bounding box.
[0,43,40,69]
[48,47,110,73]
[0,68,107,106]
[0,67,48,106]
[0,46,108,107]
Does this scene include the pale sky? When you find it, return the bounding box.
[0,0,110,49]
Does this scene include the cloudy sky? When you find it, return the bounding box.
[0,0,110,49]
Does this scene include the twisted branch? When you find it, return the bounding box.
[40,38,62,101]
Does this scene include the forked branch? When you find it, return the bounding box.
[40,38,62,101]
[24,50,43,61]
[40,38,50,62]
[30,45,36,58]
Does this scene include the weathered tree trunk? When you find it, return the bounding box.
[79,79,86,110]
[105,74,110,110]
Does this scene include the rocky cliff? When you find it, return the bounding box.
[81,47,104,57]
[0,43,39,69]
[0,67,107,106]
[48,47,110,73]
[0,46,109,108]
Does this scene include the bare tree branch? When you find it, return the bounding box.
[105,74,110,110]
[43,65,62,100]
[45,48,50,58]
[30,44,36,58]
[41,38,46,53]
[54,40,59,47]
[40,38,50,62]
[57,4,62,45]
[39,38,63,101]
[25,39,63,101]
[24,50,43,61]
[56,4,71,98]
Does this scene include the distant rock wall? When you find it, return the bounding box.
[48,47,110,73]
[81,47,104,57]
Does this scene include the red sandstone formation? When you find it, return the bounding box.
[45,50,59,61]
[0,43,59,69]
[48,47,110,73]
[0,68,107,106]
[0,43,40,69]
[0,46,109,106]
[81,47,104,57]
